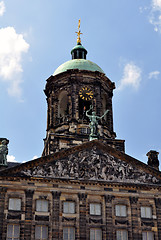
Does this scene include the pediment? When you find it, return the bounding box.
[19,144,161,185]
[1,141,161,185]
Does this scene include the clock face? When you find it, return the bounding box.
[79,87,94,101]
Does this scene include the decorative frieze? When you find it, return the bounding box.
[20,148,161,185]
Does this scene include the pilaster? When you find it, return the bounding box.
[52,191,61,240]
[105,195,115,240]
[24,190,34,240]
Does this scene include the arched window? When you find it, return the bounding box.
[58,91,68,122]
[79,97,91,121]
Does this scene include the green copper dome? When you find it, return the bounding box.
[53,59,105,76]
[53,40,105,76]
[71,44,87,54]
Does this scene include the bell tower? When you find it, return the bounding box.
[42,21,124,156]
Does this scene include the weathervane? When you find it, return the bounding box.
[75,19,82,44]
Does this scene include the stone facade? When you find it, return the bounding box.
[0,141,161,239]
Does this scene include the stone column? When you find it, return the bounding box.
[105,195,115,240]
[0,187,7,240]
[78,193,87,240]
[52,191,61,240]
[24,190,34,240]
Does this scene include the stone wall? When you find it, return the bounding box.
[0,178,160,240]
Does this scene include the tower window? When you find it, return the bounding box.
[79,97,91,120]
[58,91,68,122]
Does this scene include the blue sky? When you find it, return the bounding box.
[0,0,161,167]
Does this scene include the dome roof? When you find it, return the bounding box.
[53,59,105,76]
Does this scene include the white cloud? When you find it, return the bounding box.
[0,1,5,16]
[148,70,160,79]
[0,27,29,99]
[33,155,38,160]
[149,0,161,33]
[7,155,17,162]
[118,63,142,90]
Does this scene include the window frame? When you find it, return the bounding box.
[7,224,20,240]
[90,228,102,240]
[36,199,49,212]
[63,227,75,240]
[141,206,152,219]
[63,201,75,214]
[8,198,21,211]
[115,204,127,217]
[116,230,128,240]
[89,203,101,216]
[142,231,154,240]
[35,225,48,240]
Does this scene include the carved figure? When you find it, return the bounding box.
[86,105,109,141]
[0,140,8,165]
[20,148,160,185]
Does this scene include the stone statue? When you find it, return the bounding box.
[86,105,109,141]
[0,139,9,165]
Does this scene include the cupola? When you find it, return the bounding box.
[71,43,87,60]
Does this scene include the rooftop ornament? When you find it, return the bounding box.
[75,19,82,44]
[0,138,9,166]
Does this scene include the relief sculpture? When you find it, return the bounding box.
[20,148,161,184]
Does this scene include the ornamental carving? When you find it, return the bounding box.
[20,148,161,185]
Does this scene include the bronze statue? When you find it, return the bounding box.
[0,139,9,165]
[86,105,109,141]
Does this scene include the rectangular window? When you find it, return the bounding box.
[7,224,20,240]
[80,128,90,134]
[63,227,75,240]
[36,199,48,212]
[90,228,102,240]
[142,231,154,240]
[115,205,127,217]
[63,202,75,214]
[35,225,48,240]
[141,207,152,218]
[90,203,101,215]
[9,198,21,211]
[116,230,128,240]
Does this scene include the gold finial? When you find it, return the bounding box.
[75,19,82,44]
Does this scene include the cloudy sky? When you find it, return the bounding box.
[1,0,161,166]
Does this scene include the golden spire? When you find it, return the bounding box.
[75,19,82,44]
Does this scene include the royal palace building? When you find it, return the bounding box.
[0,22,161,240]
